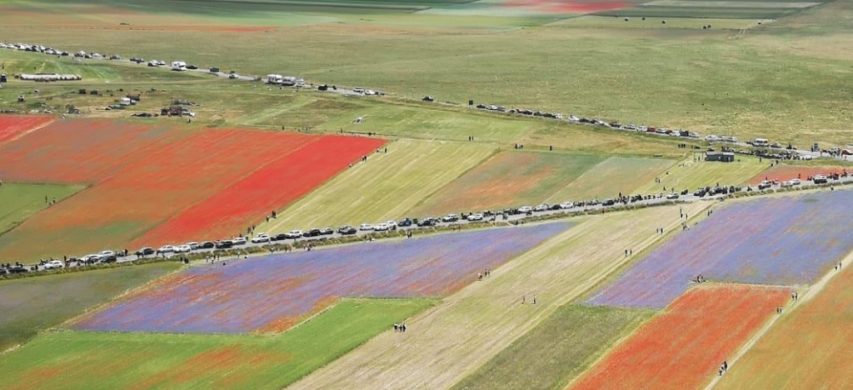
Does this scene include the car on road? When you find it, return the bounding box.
[666,193,680,200]
[373,223,390,232]
[82,254,102,263]
[442,214,459,223]
[417,218,438,227]
[175,245,192,253]
[43,260,64,270]
[559,201,574,209]
[100,250,115,258]
[398,218,414,227]
[319,227,334,235]
[199,241,215,249]
[303,229,323,238]
[7,265,28,274]
[338,225,357,235]
[231,237,247,246]
[534,204,550,212]
[285,230,303,239]
[517,206,533,214]
[466,213,484,221]
[359,224,374,231]
[135,247,155,257]
[157,245,176,254]
[185,242,199,250]
[251,233,271,243]
[215,240,233,249]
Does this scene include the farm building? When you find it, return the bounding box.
[18,73,81,82]
[705,151,735,162]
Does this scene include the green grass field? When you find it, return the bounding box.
[544,156,675,201]
[453,305,653,390]
[1,0,848,146]
[633,153,769,194]
[260,139,494,230]
[0,183,83,236]
[0,262,179,352]
[0,298,434,389]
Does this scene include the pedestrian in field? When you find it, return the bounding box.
[532,295,537,304]
[522,295,526,304]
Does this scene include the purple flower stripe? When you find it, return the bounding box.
[75,222,569,334]
[588,190,853,309]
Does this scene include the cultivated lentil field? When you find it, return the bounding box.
[571,284,791,390]
[588,189,853,308]
[0,117,381,259]
[75,223,568,334]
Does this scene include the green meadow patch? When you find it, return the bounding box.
[0,298,435,389]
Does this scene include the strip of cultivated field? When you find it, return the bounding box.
[633,154,768,194]
[0,298,435,390]
[544,156,674,202]
[569,284,791,390]
[411,151,605,215]
[715,259,853,389]
[260,139,494,230]
[0,183,83,235]
[0,262,180,352]
[0,115,53,145]
[588,189,853,308]
[747,164,848,184]
[453,305,653,390]
[289,201,710,390]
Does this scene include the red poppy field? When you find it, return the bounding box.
[0,116,383,259]
[748,165,848,185]
[0,115,54,145]
[570,284,790,390]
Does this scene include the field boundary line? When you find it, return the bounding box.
[703,249,853,390]
[1,117,55,146]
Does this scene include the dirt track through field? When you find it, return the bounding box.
[289,201,710,390]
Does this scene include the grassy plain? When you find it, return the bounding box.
[261,139,494,230]
[0,1,849,145]
[290,202,711,390]
[0,183,83,235]
[717,264,853,390]
[0,298,435,389]
[453,305,652,390]
[0,262,179,352]
[633,153,769,194]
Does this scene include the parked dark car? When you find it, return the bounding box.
[135,247,155,256]
[186,65,198,70]
[319,227,334,236]
[199,241,215,249]
[398,218,414,227]
[303,229,323,238]
[215,240,233,249]
[417,218,438,227]
[8,266,28,274]
[338,226,357,235]
[273,233,289,241]
[100,255,117,264]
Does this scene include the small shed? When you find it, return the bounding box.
[705,151,735,162]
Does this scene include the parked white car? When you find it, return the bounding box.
[534,204,550,212]
[43,260,64,270]
[373,223,390,232]
[518,206,532,213]
[466,213,484,221]
[359,223,374,231]
[231,236,247,246]
[251,233,271,243]
[175,244,192,253]
[559,201,574,209]
[157,245,176,253]
[285,230,303,239]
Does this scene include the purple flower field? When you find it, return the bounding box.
[75,222,568,334]
[588,190,853,308]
